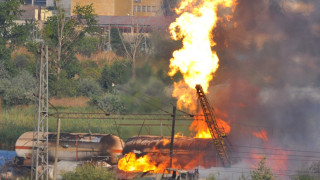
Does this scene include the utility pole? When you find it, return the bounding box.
[31,44,49,180]
[169,106,176,168]
[53,117,60,180]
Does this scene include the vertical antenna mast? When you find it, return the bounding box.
[31,44,49,180]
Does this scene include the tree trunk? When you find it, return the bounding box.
[132,50,136,80]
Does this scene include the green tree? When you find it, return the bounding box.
[0,0,29,76]
[250,157,274,180]
[99,60,131,90]
[0,71,36,106]
[43,3,100,76]
[110,27,125,55]
[76,36,99,57]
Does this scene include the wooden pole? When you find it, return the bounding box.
[53,117,60,180]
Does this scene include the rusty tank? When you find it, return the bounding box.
[15,132,124,166]
[123,135,220,168]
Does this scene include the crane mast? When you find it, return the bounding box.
[195,85,231,167]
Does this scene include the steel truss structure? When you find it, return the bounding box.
[31,44,49,180]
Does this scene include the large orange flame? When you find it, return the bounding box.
[118,0,237,173]
[118,148,216,173]
[190,111,231,138]
[118,152,159,173]
[169,0,236,110]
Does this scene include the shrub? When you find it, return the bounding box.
[76,37,99,57]
[79,60,100,80]
[50,73,78,97]
[62,57,82,79]
[95,91,125,114]
[77,78,103,97]
[99,60,131,90]
[62,164,116,180]
[0,70,36,106]
[250,157,274,180]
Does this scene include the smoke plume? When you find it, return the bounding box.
[205,0,320,174]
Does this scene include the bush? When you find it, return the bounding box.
[0,61,8,79]
[250,157,274,180]
[99,60,131,90]
[11,53,36,75]
[77,78,103,97]
[62,164,116,180]
[76,37,99,57]
[95,91,125,114]
[79,60,100,80]
[0,70,36,106]
[50,73,78,97]
[62,57,82,79]
[116,77,171,113]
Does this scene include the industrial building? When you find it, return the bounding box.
[21,0,163,17]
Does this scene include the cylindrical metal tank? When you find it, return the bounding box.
[122,135,219,169]
[15,132,124,166]
[123,135,216,154]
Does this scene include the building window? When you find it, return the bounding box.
[133,5,137,12]
[133,0,141,3]
[137,6,141,12]
[147,6,151,12]
[142,5,146,12]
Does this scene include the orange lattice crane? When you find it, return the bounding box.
[195,85,231,167]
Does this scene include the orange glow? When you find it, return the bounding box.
[252,128,269,142]
[118,0,238,173]
[118,150,217,173]
[162,139,170,146]
[174,132,184,138]
[168,0,236,140]
[169,0,237,111]
[248,145,289,176]
[189,111,231,139]
[172,81,198,112]
[118,152,158,173]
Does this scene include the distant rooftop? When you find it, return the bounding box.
[19,4,38,20]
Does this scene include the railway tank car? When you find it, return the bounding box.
[15,132,124,166]
[122,135,221,168]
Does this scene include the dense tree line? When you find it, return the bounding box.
[0,0,181,114]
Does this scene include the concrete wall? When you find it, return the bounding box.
[115,0,132,16]
[133,0,162,16]
[69,0,162,16]
[71,0,115,16]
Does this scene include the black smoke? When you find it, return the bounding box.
[206,0,320,172]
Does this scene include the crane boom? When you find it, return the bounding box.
[195,85,231,167]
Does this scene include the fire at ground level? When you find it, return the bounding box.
[3,132,237,179]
